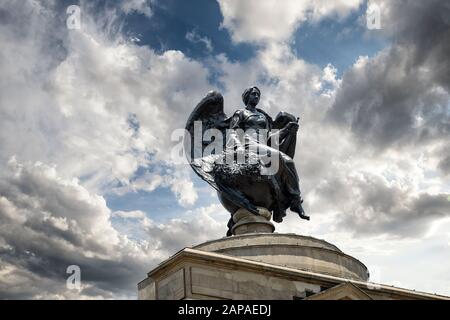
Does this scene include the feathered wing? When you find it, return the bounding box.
[184,91,228,191]
[184,91,260,215]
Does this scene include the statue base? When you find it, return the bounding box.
[138,233,448,300]
[231,207,275,235]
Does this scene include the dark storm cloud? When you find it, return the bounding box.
[324,1,450,240]
[390,0,450,90]
[314,173,450,238]
[438,156,450,175]
[0,161,157,299]
[328,0,450,149]
[0,159,226,299]
[341,192,450,238]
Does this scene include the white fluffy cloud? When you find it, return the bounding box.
[218,0,363,43]
[0,0,208,201]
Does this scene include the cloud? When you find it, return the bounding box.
[438,154,450,176]
[334,173,450,238]
[50,30,210,189]
[111,169,198,207]
[186,29,213,52]
[0,159,226,299]
[120,0,153,17]
[321,0,450,239]
[217,0,363,43]
[328,0,450,150]
[0,0,209,197]
[115,204,229,252]
[0,159,143,298]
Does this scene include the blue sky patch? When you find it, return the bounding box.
[122,0,256,62]
[292,7,387,76]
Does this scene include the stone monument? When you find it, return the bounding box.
[138,88,449,300]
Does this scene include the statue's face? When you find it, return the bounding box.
[247,88,260,106]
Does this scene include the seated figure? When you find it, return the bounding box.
[185,87,309,236]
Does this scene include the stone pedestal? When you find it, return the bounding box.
[138,233,449,300]
[194,233,368,281]
[231,207,275,235]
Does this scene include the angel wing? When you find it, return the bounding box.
[184,91,260,215]
[184,91,229,190]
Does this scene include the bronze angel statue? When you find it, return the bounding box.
[185,87,309,236]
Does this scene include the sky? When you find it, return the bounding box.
[0,0,449,299]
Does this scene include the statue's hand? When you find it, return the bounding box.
[286,121,299,132]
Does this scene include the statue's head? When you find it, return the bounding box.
[242,86,261,107]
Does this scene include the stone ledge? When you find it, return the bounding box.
[194,233,342,252]
[193,233,369,281]
[139,247,450,300]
